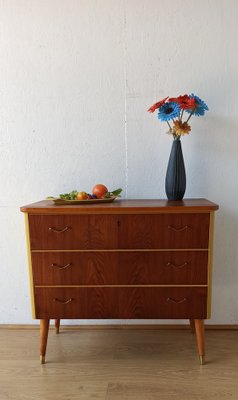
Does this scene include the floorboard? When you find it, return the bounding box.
[0,328,238,399]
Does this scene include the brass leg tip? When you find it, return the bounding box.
[199,355,205,365]
[40,356,45,364]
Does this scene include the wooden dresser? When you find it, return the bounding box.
[20,198,218,364]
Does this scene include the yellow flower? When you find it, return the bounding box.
[172,120,191,136]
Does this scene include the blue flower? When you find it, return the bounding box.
[158,101,180,121]
[185,94,209,116]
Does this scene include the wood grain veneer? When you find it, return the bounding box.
[31,251,208,285]
[34,286,207,319]
[28,214,118,250]
[21,198,219,214]
[28,213,210,250]
[118,213,210,249]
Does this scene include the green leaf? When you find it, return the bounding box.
[104,188,123,198]
[69,190,78,200]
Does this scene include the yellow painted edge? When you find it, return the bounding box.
[207,212,215,318]
[34,284,208,288]
[24,213,36,319]
[31,248,209,253]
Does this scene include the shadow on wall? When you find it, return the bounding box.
[213,206,238,286]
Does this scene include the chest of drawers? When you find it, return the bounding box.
[21,198,218,364]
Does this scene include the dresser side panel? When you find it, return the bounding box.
[24,214,36,319]
[207,212,215,318]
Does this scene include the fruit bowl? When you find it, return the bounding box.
[51,196,117,205]
[46,188,122,205]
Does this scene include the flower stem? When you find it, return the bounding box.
[180,109,184,121]
[186,111,194,122]
[166,121,172,129]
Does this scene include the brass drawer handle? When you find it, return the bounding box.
[53,298,73,305]
[51,263,72,270]
[48,226,70,233]
[166,297,188,304]
[168,225,190,232]
[166,262,189,269]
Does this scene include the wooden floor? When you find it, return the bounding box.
[0,327,238,400]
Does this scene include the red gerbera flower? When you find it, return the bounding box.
[147,97,169,113]
[169,95,196,110]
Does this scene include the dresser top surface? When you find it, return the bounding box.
[20,198,219,214]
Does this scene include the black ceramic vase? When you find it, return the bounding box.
[165,138,186,200]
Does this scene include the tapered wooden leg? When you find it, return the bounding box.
[40,319,50,364]
[189,319,195,333]
[194,319,205,365]
[55,319,60,334]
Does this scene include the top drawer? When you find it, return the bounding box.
[28,213,210,250]
[29,215,118,250]
[118,213,210,249]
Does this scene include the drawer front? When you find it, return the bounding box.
[29,215,118,250]
[32,251,208,285]
[34,287,207,319]
[29,213,210,250]
[118,213,210,249]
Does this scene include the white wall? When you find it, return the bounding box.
[0,0,237,324]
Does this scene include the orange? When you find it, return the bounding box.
[76,191,88,200]
[92,184,108,199]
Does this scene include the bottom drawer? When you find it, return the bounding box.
[34,287,207,319]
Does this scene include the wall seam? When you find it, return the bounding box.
[123,1,128,198]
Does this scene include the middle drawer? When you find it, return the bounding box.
[31,251,208,285]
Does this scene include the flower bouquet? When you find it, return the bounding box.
[148,94,208,200]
